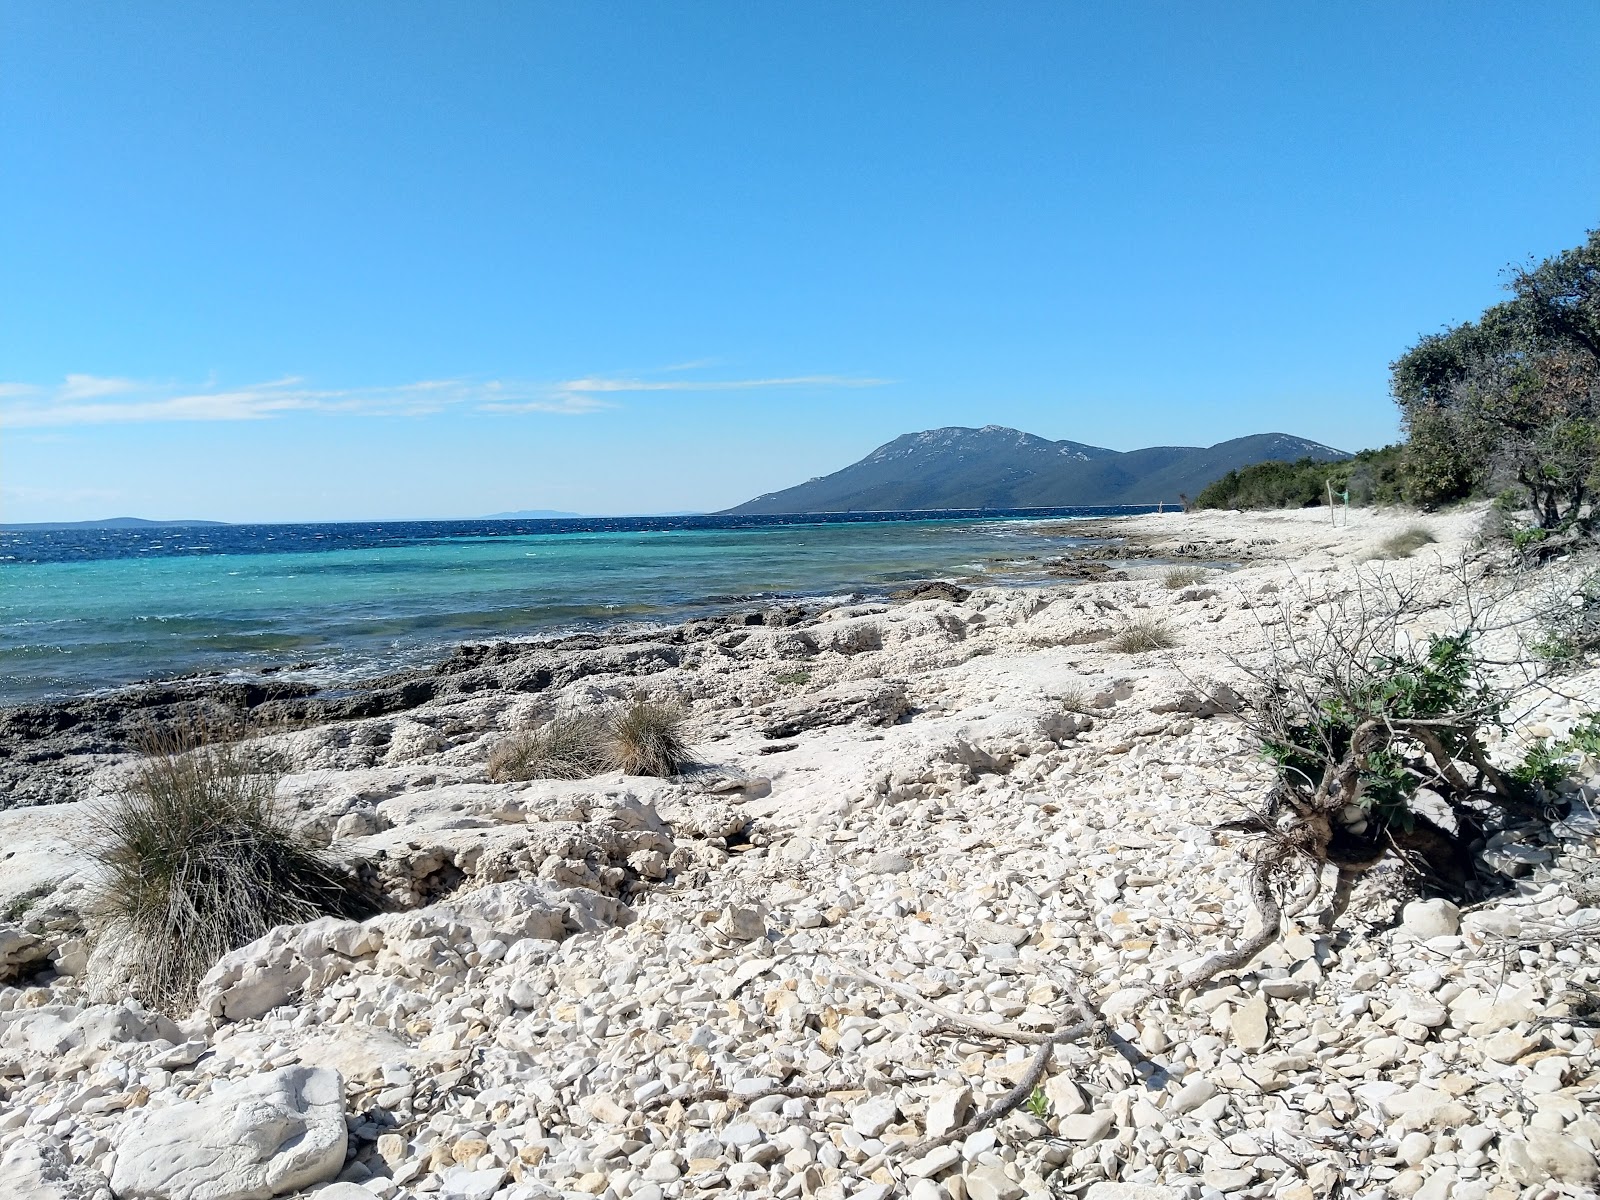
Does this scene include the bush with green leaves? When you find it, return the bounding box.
[87,740,365,1011]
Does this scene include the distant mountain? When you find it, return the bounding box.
[0,516,228,530]
[723,426,1349,514]
[484,509,584,519]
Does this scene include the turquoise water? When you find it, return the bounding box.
[0,512,1135,702]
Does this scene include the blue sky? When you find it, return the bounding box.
[3,3,1597,522]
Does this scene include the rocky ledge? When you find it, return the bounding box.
[2,506,1599,1200]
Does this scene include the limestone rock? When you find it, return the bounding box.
[109,1065,347,1200]
[1400,899,1459,939]
[1499,1129,1599,1186]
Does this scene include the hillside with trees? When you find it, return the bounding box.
[1199,227,1599,525]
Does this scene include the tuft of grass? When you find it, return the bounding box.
[1162,566,1208,590]
[86,741,364,1012]
[1108,619,1178,654]
[1372,525,1437,560]
[1058,685,1095,715]
[488,713,610,782]
[488,699,696,781]
[772,669,812,686]
[607,698,692,778]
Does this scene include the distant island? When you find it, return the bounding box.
[484,509,585,520]
[721,426,1348,514]
[0,517,228,531]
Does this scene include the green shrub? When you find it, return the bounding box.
[772,670,811,686]
[1108,620,1177,653]
[87,741,363,1011]
[608,698,692,777]
[1162,566,1208,590]
[1194,446,1406,511]
[488,713,610,782]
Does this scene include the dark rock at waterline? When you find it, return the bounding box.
[890,581,972,603]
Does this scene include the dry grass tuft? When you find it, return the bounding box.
[1372,525,1437,560]
[1058,685,1095,715]
[488,699,695,781]
[607,698,692,777]
[86,740,364,1012]
[1162,566,1208,590]
[1108,619,1178,654]
[488,713,609,782]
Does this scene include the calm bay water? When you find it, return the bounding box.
[0,509,1153,703]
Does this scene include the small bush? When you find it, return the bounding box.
[488,713,609,782]
[772,670,811,686]
[1531,572,1600,672]
[87,741,363,1011]
[1372,525,1437,560]
[1108,620,1177,654]
[608,698,692,777]
[1163,566,1208,590]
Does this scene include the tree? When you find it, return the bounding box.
[1392,229,1600,526]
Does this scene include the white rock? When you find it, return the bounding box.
[852,1095,899,1137]
[1400,899,1459,939]
[109,1065,346,1200]
[1499,1129,1599,1186]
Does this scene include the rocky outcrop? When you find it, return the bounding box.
[109,1065,346,1200]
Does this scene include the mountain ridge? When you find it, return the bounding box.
[723,426,1348,514]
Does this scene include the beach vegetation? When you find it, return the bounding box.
[1193,446,1405,511]
[607,697,693,777]
[1390,228,1600,526]
[1370,525,1437,560]
[489,698,695,781]
[488,713,610,782]
[1108,619,1177,653]
[1180,565,1583,989]
[85,737,365,1011]
[1162,566,1208,589]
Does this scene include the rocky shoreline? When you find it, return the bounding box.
[4,505,1600,1200]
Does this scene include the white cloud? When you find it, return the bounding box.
[0,369,891,428]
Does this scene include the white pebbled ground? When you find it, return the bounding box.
[2,504,1599,1200]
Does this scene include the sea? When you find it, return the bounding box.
[0,508,1157,704]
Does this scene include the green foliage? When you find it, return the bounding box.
[1510,715,1600,787]
[1108,619,1177,653]
[87,741,364,1011]
[1024,1087,1051,1121]
[1263,633,1492,833]
[1391,228,1600,526]
[1510,738,1569,788]
[1194,446,1405,511]
[772,670,812,685]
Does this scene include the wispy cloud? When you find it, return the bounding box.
[0,370,892,428]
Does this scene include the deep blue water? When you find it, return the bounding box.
[0,508,1155,702]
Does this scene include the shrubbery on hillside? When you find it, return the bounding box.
[1194,445,1404,510]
